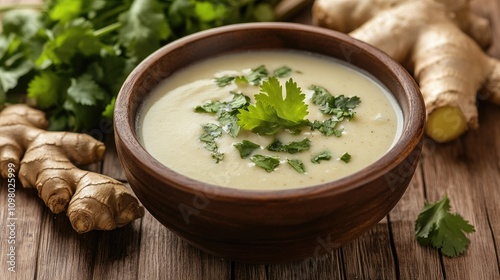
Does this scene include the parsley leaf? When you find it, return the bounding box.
[237,77,308,135]
[287,159,305,173]
[251,154,280,172]
[234,140,261,158]
[311,151,332,164]
[266,138,311,154]
[415,195,475,257]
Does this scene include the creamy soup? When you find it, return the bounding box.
[138,51,402,190]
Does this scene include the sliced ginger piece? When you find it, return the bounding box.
[0,104,144,233]
[313,0,500,142]
[425,106,468,143]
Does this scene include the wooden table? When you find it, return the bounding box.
[1,0,500,279]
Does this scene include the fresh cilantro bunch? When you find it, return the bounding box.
[415,195,475,257]
[0,0,279,131]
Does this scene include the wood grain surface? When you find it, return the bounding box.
[1,0,500,279]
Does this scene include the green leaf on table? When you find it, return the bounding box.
[415,195,475,257]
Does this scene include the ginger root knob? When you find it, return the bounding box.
[0,104,144,232]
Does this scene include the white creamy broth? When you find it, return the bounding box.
[138,50,403,190]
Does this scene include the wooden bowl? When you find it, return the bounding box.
[114,22,425,264]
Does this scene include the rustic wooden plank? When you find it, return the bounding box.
[0,181,44,279]
[233,263,267,280]
[102,132,127,182]
[266,252,345,279]
[35,212,98,279]
[475,102,500,274]
[341,218,397,279]
[388,163,445,279]
[137,211,231,280]
[419,107,500,279]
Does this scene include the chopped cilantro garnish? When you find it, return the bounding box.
[195,92,250,137]
[237,77,309,135]
[310,85,361,120]
[215,76,236,87]
[266,138,311,154]
[199,123,224,163]
[245,65,268,85]
[308,119,344,137]
[234,140,261,158]
[340,152,351,163]
[311,151,332,164]
[415,195,475,257]
[273,66,292,78]
[251,154,280,172]
[287,159,306,173]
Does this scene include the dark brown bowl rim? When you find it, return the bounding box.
[114,22,424,202]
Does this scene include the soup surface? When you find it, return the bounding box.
[138,51,402,190]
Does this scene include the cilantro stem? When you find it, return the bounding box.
[93,22,122,38]
[92,5,129,25]
[0,4,43,13]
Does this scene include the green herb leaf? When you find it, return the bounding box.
[27,71,69,109]
[245,65,268,85]
[234,140,261,158]
[251,154,280,172]
[195,92,250,137]
[311,150,332,164]
[415,195,475,257]
[273,66,292,78]
[340,152,351,163]
[119,0,171,61]
[310,85,361,120]
[215,76,235,87]
[67,74,107,106]
[200,123,224,163]
[266,138,310,154]
[36,19,104,67]
[237,77,308,135]
[287,159,305,173]
[308,118,343,137]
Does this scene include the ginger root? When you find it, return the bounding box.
[0,104,144,233]
[313,0,500,142]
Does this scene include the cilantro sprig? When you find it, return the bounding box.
[0,0,280,131]
[237,76,309,135]
[415,195,475,257]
